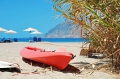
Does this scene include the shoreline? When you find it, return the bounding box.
[0,42,119,79]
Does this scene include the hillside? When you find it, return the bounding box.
[42,22,81,38]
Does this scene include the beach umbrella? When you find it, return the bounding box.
[23,27,38,40]
[0,27,7,39]
[23,27,37,33]
[31,30,42,37]
[0,27,7,32]
[5,30,17,38]
[31,30,42,34]
[5,30,17,34]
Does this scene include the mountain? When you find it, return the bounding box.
[42,22,81,38]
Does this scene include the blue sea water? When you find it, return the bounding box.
[8,38,88,42]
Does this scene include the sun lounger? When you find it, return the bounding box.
[14,38,18,42]
[0,37,5,43]
[33,37,37,42]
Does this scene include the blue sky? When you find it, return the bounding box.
[0,0,63,38]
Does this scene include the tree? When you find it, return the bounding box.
[52,0,120,70]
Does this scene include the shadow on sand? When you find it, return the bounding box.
[22,57,80,74]
[0,68,21,73]
[70,61,92,69]
[70,59,111,69]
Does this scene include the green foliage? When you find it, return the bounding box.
[52,0,120,70]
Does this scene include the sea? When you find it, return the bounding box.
[8,38,88,43]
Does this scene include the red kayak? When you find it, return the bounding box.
[20,46,75,70]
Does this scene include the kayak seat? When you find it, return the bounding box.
[45,48,52,52]
[52,50,56,52]
[42,49,46,52]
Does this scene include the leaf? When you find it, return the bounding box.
[100,4,105,11]
[112,0,118,2]
[95,0,99,4]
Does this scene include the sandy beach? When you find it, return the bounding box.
[0,42,119,79]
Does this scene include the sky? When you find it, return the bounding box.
[0,0,63,38]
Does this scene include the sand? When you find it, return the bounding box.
[0,42,119,79]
